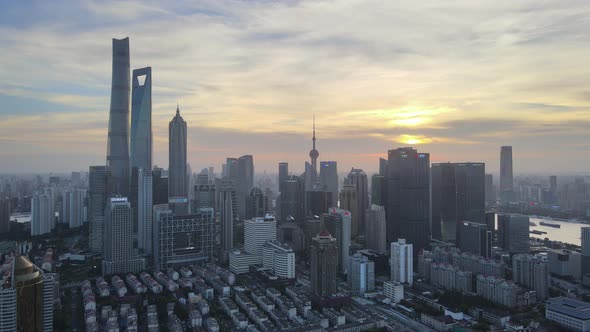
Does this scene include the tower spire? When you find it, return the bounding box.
[176,102,180,115]
[312,114,316,149]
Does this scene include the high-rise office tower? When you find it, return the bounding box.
[31,193,51,236]
[497,214,529,254]
[339,184,358,238]
[154,207,216,271]
[305,216,323,254]
[370,174,387,206]
[456,221,492,258]
[169,105,188,206]
[390,239,413,286]
[130,67,152,173]
[581,227,590,276]
[236,155,254,219]
[152,167,168,206]
[323,208,352,274]
[247,187,266,219]
[550,175,558,193]
[379,158,388,176]
[345,168,369,236]
[193,182,216,212]
[431,162,485,242]
[319,161,338,203]
[310,230,338,298]
[348,253,375,296]
[244,216,277,260]
[512,254,548,301]
[0,197,10,233]
[106,37,130,196]
[485,212,496,238]
[278,162,288,193]
[366,204,387,253]
[102,197,145,275]
[305,190,332,217]
[89,166,111,253]
[387,148,430,253]
[262,240,296,279]
[279,176,305,223]
[217,178,237,263]
[64,189,85,229]
[226,158,238,179]
[500,146,513,203]
[485,174,495,206]
[137,168,153,254]
[0,256,54,331]
[130,67,152,236]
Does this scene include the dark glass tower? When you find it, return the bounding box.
[279,175,305,223]
[106,37,130,196]
[386,147,430,254]
[500,146,513,203]
[310,230,338,298]
[169,105,187,200]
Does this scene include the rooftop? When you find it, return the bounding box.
[547,297,590,320]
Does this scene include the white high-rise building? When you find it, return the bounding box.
[137,169,153,254]
[32,194,51,236]
[42,273,56,332]
[391,238,413,286]
[348,253,375,296]
[230,215,277,274]
[244,215,277,259]
[102,197,145,275]
[383,281,404,304]
[64,189,86,228]
[0,279,16,331]
[262,240,296,278]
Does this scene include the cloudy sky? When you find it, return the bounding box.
[1,0,590,175]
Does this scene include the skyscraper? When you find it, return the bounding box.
[345,168,369,236]
[370,174,387,206]
[319,161,338,203]
[217,178,237,263]
[366,204,387,253]
[169,105,188,204]
[323,208,352,274]
[0,197,10,233]
[310,230,338,298]
[500,146,513,203]
[497,214,529,254]
[390,239,413,286]
[339,184,358,238]
[137,168,153,254]
[387,147,430,253]
[456,221,492,258]
[485,173,495,206]
[236,155,254,219]
[379,158,388,176]
[247,187,266,219]
[0,256,55,331]
[278,162,288,193]
[31,193,51,236]
[152,167,168,206]
[431,162,485,242]
[102,197,145,275]
[64,189,85,229]
[348,253,375,296]
[279,175,305,223]
[130,67,152,172]
[89,166,111,253]
[581,227,590,276]
[513,254,548,301]
[106,37,130,196]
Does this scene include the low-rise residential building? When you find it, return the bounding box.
[546,297,590,332]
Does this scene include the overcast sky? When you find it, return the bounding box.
[1,0,590,175]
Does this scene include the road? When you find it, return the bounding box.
[372,305,436,332]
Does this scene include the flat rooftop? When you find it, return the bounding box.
[547,297,590,320]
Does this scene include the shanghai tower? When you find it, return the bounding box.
[106,37,131,196]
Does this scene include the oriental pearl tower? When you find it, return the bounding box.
[309,115,319,175]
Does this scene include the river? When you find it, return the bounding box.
[527,216,587,246]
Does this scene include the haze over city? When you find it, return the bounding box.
[2,1,590,173]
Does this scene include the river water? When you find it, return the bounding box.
[527,217,587,246]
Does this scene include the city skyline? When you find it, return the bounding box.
[2,1,590,173]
